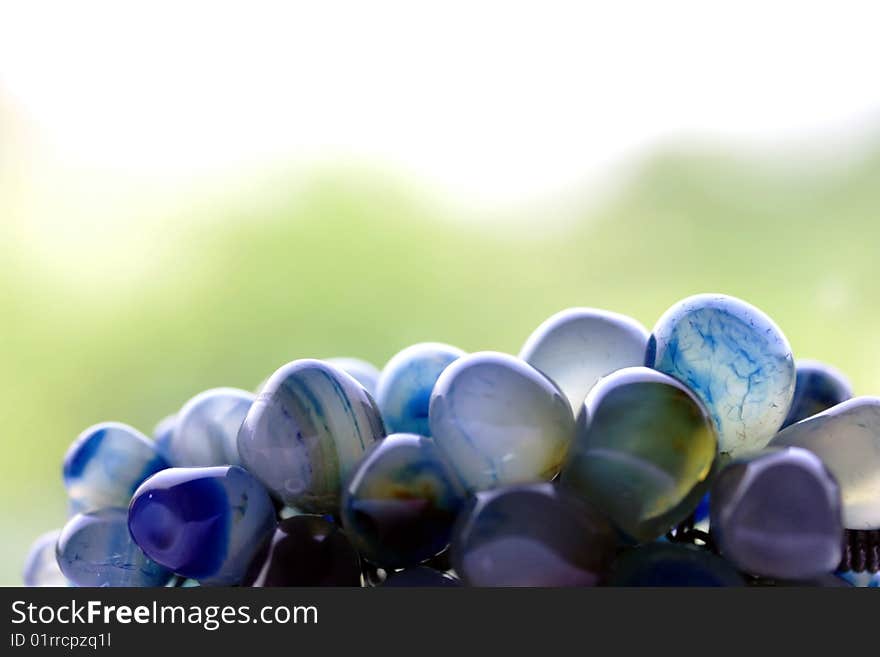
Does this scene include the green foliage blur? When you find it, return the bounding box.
[2,144,880,584]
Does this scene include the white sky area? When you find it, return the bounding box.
[2,0,880,211]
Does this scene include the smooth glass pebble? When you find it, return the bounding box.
[451,483,617,587]
[771,397,880,529]
[375,343,465,436]
[646,294,796,457]
[243,515,361,587]
[128,466,276,585]
[153,414,177,463]
[710,447,843,580]
[382,567,461,587]
[429,352,575,492]
[609,543,744,586]
[327,357,382,396]
[519,307,649,414]
[782,360,853,429]
[560,367,717,542]
[63,422,168,512]
[341,433,467,569]
[837,570,880,587]
[22,530,67,587]
[164,388,254,467]
[238,359,386,513]
[57,508,172,587]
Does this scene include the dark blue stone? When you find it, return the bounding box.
[782,360,853,428]
[383,567,461,587]
[609,543,744,586]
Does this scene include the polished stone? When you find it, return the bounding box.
[152,414,177,463]
[327,357,382,396]
[450,483,617,586]
[376,343,465,436]
[22,530,67,587]
[341,433,467,569]
[243,515,361,586]
[164,388,254,467]
[519,307,649,414]
[609,543,744,586]
[646,294,796,457]
[782,360,853,428]
[63,422,168,512]
[837,570,880,587]
[382,567,461,587]
[238,359,386,513]
[128,466,277,585]
[560,367,717,542]
[771,397,880,529]
[57,508,172,587]
[429,352,575,492]
[711,447,843,579]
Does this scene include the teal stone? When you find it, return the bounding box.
[63,422,169,512]
[711,447,843,580]
[519,307,649,414]
[327,357,382,396]
[771,397,880,529]
[429,352,575,493]
[57,508,172,587]
[238,359,386,513]
[22,530,67,587]
[341,433,467,569]
[164,388,254,467]
[375,343,466,436]
[609,543,745,586]
[646,294,796,457]
[560,367,718,542]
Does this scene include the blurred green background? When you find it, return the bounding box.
[2,133,880,584]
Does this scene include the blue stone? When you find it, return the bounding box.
[647,294,796,456]
[771,396,880,529]
[243,515,362,587]
[128,466,277,585]
[609,543,745,586]
[238,359,386,513]
[837,570,880,587]
[711,447,843,580]
[519,307,649,413]
[152,414,177,463]
[326,357,382,396]
[375,343,465,436]
[451,483,617,586]
[782,360,853,428]
[164,388,254,467]
[57,508,172,587]
[22,530,67,587]
[63,422,169,512]
[382,567,461,587]
[429,352,575,492]
[560,367,717,542]
[341,433,467,569]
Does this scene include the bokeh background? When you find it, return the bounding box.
[2,2,879,584]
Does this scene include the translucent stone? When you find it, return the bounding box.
[429,352,575,492]
[782,360,853,428]
[341,433,467,569]
[326,357,382,396]
[375,343,465,436]
[238,359,386,513]
[646,294,796,457]
[609,543,744,586]
[711,447,843,579]
[152,414,177,463]
[519,307,649,413]
[63,422,168,512]
[128,466,277,585]
[560,367,717,542]
[58,508,172,587]
[22,530,67,587]
[163,388,254,467]
[450,483,617,587]
[837,570,880,587]
[243,515,361,587]
[771,397,880,529]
